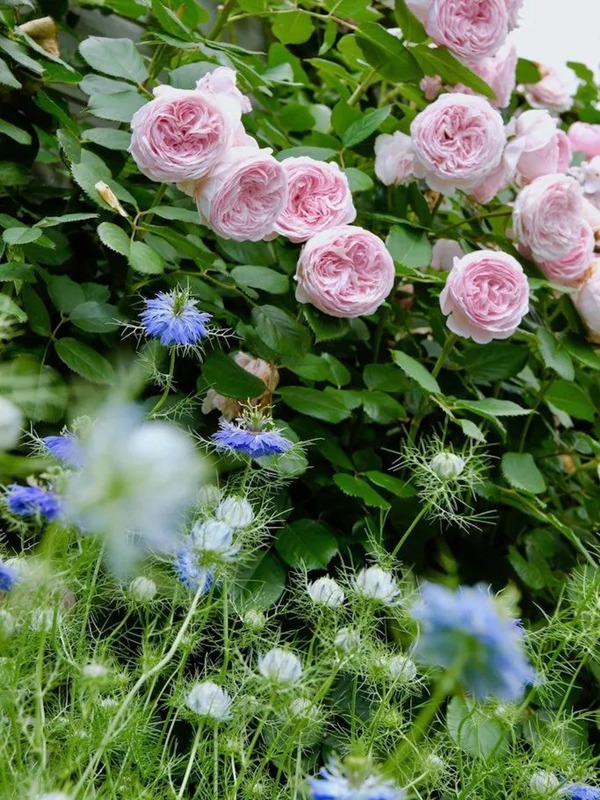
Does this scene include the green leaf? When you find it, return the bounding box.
[251,305,310,357]
[0,162,29,186]
[230,552,286,611]
[54,338,115,384]
[303,306,350,342]
[0,35,43,76]
[3,227,41,246]
[356,23,422,83]
[516,58,542,84]
[231,266,289,295]
[97,222,131,257]
[447,696,509,760]
[276,519,339,570]
[202,351,267,399]
[0,119,31,145]
[69,302,121,333]
[333,473,391,510]
[0,57,21,89]
[391,350,441,394]
[456,418,486,442]
[502,452,546,495]
[545,381,595,422]
[0,263,35,282]
[463,342,529,384]
[152,206,200,224]
[413,44,495,98]
[79,37,148,83]
[83,127,132,151]
[563,335,600,370]
[454,398,529,417]
[364,471,415,498]
[272,10,314,44]
[279,386,352,423]
[88,90,146,123]
[276,146,337,161]
[46,275,86,313]
[508,546,545,590]
[342,106,391,148]
[394,0,428,42]
[0,294,27,323]
[386,224,432,269]
[536,329,574,381]
[22,287,50,336]
[360,390,406,424]
[129,241,165,274]
[343,167,374,192]
[363,363,409,393]
[38,213,98,227]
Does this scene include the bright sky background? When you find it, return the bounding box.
[512,0,600,79]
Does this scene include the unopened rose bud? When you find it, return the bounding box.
[18,16,60,57]
[94,181,129,218]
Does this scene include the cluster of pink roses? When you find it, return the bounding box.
[129,67,396,319]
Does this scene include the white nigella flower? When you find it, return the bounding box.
[353,566,400,605]
[186,681,232,722]
[309,760,405,800]
[529,771,560,795]
[307,576,345,608]
[128,575,157,602]
[387,655,418,682]
[82,663,109,680]
[0,397,22,451]
[258,648,302,687]
[196,484,221,510]
[429,452,465,481]
[334,627,360,654]
[191,519,239,559]
[215,496,254,529]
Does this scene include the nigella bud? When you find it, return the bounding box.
[529,771,560,795]
[186,681,231,722]
[94,181,129,218]
[215,496,254,529]
[243,608,266,632]
[257,648,302,687]
[353,566,400,605]
[387,654,418,683]
[307,576,345,608]
[430,452,465,481]
[82,663,109,681]
[334,627,360,654]
[129,576,157,602]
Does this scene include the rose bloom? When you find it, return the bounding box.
[411,93,506,195]
[574,262,600,343]
[405,0,431,22]
[469,158,512,203]
[583,197,600,231]
[536,222,594,287]
[295,226,395,318]
[431,238,465,271]
[571,156,600,211]
[505,110,572,184]
[512,174,583,262]
[274,157,356,243]
[420,75,443,101]
[440,250,529,343]
[374,131,415,186]
[202,352,280,419]
[130,71,245,184]
[457,40,517,109]
[195,146,288,241]
[505,0,523,29]
[425,0,509,61]
[524,66,575,114]
[568,122,600,159]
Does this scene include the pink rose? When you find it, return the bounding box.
[536,222,594,287]
[425,0,509,61]
[202,351,279,419]
[440,250,529,343]
[196,66,252,114]
[582,197,600,231]
[274,157,356,243]
[374,132,415,187]
[420,75,443,101]
[505,110,572,184]
[574,262,600,343]
[130,74,244,184]
[431,238,465,271]
[195,146,288,242]
[571,156,600,210]
[568,122,600,159]
[458,40,517,109]
[295,226,395,318]
[512,174,583,262]
[505,0,523,29]
[524,67,575,114]
[469,158,512,203]
[405,0,431,23]
[411,93,506,195]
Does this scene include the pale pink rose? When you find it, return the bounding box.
[374,132,415,187]
[504,110,572,184]
[568,122,600,159]
[524,67,575,114]
[295,226,395,318]
[457,40,517,109]
[420,75,443,101]
[405,0,432,23]
[130,77,244,184]
[574,262,600,342]
[274,157,356,243]
[431,238,465,271]
[469,158,512,203]
[571,156,600,210]
[512,174,583,262]
[439,250,529,343]
[536,222,594,287]
[196,66,252,114]
[425,0,509,61]
[582,197,600,232]
[411,93,506,195]
[505,0,523,29]
[202,351,279,419]
[195,146,288,242]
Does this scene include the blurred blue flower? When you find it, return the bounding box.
[0,562,18,592]
[174,541,213,592]
[140,289,212,347]
[42,435,83,468]
[309,763,405,800]
[411,582,536,701]
[565,786,600,800]
[212,420,292,458]
[6,485,61,521]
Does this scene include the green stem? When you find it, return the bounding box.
[407,334,457,445]
[149,348,177,418]
[347,67,377,106]
[390,502,430,559]
[177,724,204,799]
[208,0,237,39]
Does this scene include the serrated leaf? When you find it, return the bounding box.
[356,22,422,83]
[276,519,338,570]
[98,222,131,256]
[83,127,132,151]
[202,351,267,399]
[454,399,529,417]
[251,305,310,357]
[0,119,31,145]
[545,381,595,422]
[129,241,165,274]
[394,0,427,42]
[54,338,115,384]
[69,302,121,333]
[0,35,43,76]
[333,473,391,510]
[536,329,575,381]
[342,106,391,148]
[364,471,415,498]
[0,57,21,89]
[360,390,406,424]
[386,224,432,269]
[3,227,41,246]
[413,44,495,98]
[391,350,441,394]
[152,206,199,224]
[79,37,148,83]
[272,10,314,44]
[46,275,86,313]
[502,452,546,495]
[88,90,146,123]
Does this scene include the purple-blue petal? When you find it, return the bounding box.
[140,292,211,347]
[42,435,83,468]
[212,421,292,458]
[6,485,61,521]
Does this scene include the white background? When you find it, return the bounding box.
[513,0,600,79]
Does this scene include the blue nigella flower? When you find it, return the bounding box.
[42,435,83,468]
[174,541,213,592]
[140,289,212,347]
[0,562,18,592]
[6,484,61,521]
[309,763,405,800]
[565,786,600,800]
[411,582,536,701]
[212,419,292,458]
